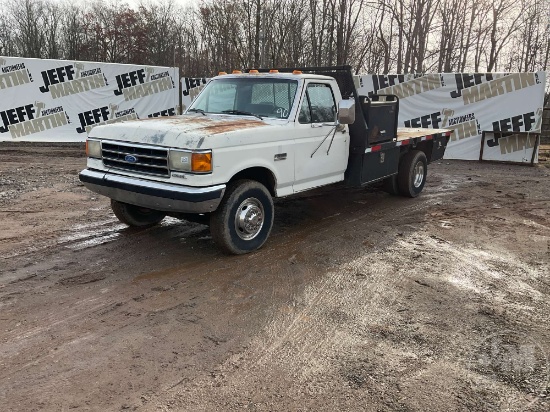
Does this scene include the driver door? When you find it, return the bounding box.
[293,82,349,193]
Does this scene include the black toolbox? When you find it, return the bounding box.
[360,94,399,144]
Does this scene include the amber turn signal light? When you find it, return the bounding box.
[191,152,212,172]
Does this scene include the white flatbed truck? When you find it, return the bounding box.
[80,66,451,254]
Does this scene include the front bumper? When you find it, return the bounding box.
[79,169,226,214]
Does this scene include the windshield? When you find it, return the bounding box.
[188,77,299,119]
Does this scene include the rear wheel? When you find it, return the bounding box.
[397,150,428,198]
[111,200,165,228]
[210,180,274,254]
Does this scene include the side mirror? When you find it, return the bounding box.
[338,99,355,124]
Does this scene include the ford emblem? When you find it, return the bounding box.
[125,155,138,163]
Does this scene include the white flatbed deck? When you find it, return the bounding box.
[396,128,450,140]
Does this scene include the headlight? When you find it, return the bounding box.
[168,149,192,172]
[169,149,212,173]
[86,139,101,159]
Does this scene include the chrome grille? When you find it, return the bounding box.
[101,142,169,177]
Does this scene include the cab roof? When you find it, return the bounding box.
[213,72,334,82]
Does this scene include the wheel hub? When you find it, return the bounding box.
[235,198,264,240]
[413,162,424,188]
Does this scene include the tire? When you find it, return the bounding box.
[381,175,400,195]
[111,199,165,228]
[210,179,274,254]
[397,150,428,198]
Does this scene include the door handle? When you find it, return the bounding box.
[274,153,287,161]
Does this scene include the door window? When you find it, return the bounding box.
[298,83,336,124]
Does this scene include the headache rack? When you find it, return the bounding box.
[247,66,358,99]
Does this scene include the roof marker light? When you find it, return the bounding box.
[292,70,302,75]
[218,71,227,75]
[269,69,279,73]
[249,69,259,74]
[232,70,242,74]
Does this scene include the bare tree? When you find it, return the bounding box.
[436,0,469,72]
[0,0,547,80]
[506,0,549,72]
[61,4,85,61]
[10,0,47,58]
[0,11,15,56]
[486,0,526,71]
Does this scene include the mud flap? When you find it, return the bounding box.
[431,136,449,162]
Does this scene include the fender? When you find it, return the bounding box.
[223,160,289,197]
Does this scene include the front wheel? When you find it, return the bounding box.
[397,150,428,198]
[210,180,274,254]
[111,200,165,228]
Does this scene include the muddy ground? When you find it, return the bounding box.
[0,143,549,411]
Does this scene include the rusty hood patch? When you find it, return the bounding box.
[134,115,266,134]
[88,114,271,149]
[200,119,266,134]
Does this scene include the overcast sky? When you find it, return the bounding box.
[118,0,197,7]
[0,0,198,7]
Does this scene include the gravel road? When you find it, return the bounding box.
[0,143,548,411]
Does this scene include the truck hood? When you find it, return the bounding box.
[88,114,273,149]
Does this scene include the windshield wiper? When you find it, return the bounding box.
[188,108,206,116]
[221,110,263,120]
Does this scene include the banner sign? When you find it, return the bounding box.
[357,72,546,162]
[7,62,542,163]
[0,56,179,142]
[482,132,539,163]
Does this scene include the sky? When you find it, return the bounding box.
[117,0,197,7]
[0,0,199,7]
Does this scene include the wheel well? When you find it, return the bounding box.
[415,141,433,162]
[229,167,277,196]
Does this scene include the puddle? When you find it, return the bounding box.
[58,220,127,251]
[67,233,122,251]
[439,220,454,228]
[58,224,126,244]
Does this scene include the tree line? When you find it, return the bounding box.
[0,0,548,79]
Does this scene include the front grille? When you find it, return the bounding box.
[101,142,169,177]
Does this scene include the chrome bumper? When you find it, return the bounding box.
[79,169,226,214]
